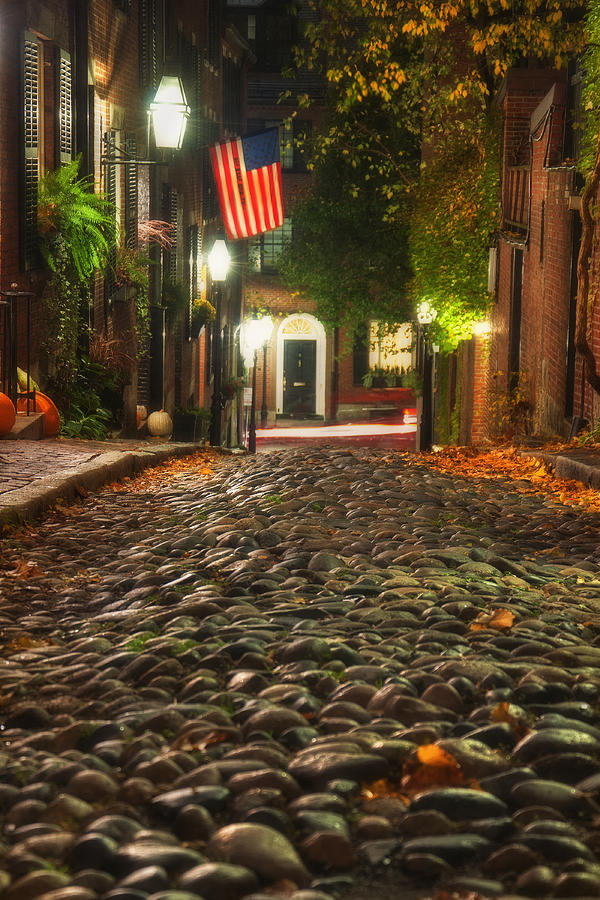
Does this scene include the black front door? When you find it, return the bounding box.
[283,339,316,416]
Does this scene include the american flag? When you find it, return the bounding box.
[210,129,284,241]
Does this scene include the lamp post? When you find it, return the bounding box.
[208,238,231,447]
[241,315,274,453]
[261,341,269,429]
[416,300,437,453]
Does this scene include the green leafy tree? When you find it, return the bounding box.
[291,0,584,346]
[279,115,417,333]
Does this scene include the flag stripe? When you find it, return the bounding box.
[233,139,258,237]
[210,144,237,239]
[210,131,284,240]
[224,140,247,239]
[247,169,267,234]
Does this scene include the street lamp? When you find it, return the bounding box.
[208,238,231,446]
[101,74,191,165]
[240,315,274,453]
[416,300,437,452]
[150,76,191,150]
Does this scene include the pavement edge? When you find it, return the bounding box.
[0,442,211,527]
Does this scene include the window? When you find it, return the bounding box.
[368,322,413,371]
[248,15,256,40]
[353,321,414,383]
[248,218,292,273]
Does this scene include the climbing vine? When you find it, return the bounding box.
[410,113,501,350]
[37,157,117,402]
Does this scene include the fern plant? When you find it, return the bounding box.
[38,156,117,280]
[37,157,117,404]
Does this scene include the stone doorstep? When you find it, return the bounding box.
[4,412,45,441]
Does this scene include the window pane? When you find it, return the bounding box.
[368,322,413,370]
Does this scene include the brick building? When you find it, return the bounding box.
[453,67,582,445]
[0,0,248,443]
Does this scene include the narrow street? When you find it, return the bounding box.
[2,446,600,900]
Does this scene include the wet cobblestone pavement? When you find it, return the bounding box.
[2,446,600,900]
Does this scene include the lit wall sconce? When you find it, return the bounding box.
[101,74,191,166]
[150,75,191,150]
[472,320,491,337]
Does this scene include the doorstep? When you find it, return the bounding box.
[3,413,45,441]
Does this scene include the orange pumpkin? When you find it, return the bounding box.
[17,391,60,437]
[0,392,16,436]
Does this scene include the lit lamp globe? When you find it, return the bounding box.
[150,75,191,150]
[417,300,437,326]
[208,239,231,282]
[241,315,274,368]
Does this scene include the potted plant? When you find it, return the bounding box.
[222,376,244,402]
[191,297,216,339]
[163,277,189,326]
[172,406,211,441]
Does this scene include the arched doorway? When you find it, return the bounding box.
[276,314,326,418]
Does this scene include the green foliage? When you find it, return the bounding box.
[37,157,117,281]
[37,157,117,400]
[60,405,112,440]
[435,352,461,445]
[59,354,123,439]
[279,143,415,333]
[579,0,600,175]
[163,277,189,325]
[410,115,501,350]
[293,0,582,348]
[114,244,153,349]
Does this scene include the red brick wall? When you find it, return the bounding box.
[469,68,574,444]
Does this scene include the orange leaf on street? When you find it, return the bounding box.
[401,743,465,794]
[470,607,515,631]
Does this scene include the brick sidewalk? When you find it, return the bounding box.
[0,437,202,525]
[0,439,153,499]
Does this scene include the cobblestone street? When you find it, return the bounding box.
[2,445,600,900]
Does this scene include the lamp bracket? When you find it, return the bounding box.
[100,132,159,167]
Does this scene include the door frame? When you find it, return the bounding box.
[276,313,326,417]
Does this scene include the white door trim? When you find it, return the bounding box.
[276,313,326,417]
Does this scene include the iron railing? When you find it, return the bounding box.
[0,291,35,414]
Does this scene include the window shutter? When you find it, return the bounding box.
[104,130,118,302]
[22,31,40,270]
[139,0,161,91]
[58,48,72,165]
[162,186,178,282]
[124,132,138,248]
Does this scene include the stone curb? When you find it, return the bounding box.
[0,441,206,527]
[521,450,600,489]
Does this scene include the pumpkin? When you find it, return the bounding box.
[0,392,16,436]
[17,392,61,437]
[147,409,173,437]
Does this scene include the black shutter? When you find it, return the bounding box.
[140,0,161,92]
[22,31,40,270]
[124,132,137,248]
[162,186,178,282]
[57,48,73,165]
[104,130,118,303]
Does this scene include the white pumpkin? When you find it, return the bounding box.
[147,409,173,436]
[136,404,148,421]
